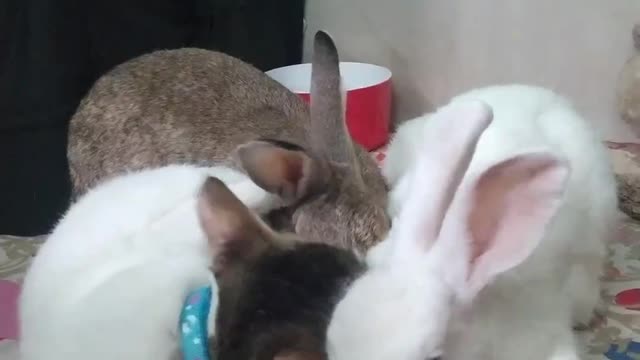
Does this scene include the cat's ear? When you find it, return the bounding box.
[197,177,276,277]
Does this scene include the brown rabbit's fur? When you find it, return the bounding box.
[68,31,389,253]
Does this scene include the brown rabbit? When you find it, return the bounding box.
[67,31,389,253]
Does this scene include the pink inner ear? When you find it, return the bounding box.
[464,154,568,293]
[469,192,541,272]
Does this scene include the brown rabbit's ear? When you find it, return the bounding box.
[232,139,331,204]
[197,177,277,277]
[309,30,362,180]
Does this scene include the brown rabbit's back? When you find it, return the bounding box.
[69,34,390,254]
[69,48,309,194]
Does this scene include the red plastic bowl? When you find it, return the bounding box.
[615,288,640,310]
[266,62,392,151]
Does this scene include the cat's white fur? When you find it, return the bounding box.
[19,165,278,360]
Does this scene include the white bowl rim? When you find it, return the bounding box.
[266,62,392,93]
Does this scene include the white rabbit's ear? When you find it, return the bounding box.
[436,152,570,301]
[389,100,493,261]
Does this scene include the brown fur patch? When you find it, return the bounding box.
[68,32,390,254]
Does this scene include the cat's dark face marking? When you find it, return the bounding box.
[211,243,364,360]
[197,176,365,360]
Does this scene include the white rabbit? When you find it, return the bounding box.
[327,85,618,360]
[18,164,279,360]
[385,84,618,328]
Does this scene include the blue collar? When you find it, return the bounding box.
[180,286,215,360]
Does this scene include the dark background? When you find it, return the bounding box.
[0,0,306,236]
